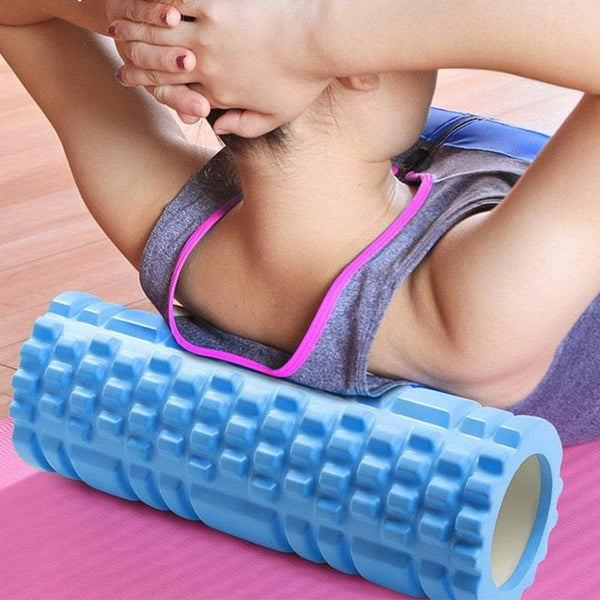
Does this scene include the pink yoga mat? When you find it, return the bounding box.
[1,417,598,599]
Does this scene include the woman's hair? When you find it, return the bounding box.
[206,83,344,160]
[206,109,288,158]
[198,109,290,201]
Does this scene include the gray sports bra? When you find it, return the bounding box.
[140,132,599,446]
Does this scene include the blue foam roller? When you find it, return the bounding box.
[10,291,563,599]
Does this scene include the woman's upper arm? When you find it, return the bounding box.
[0,5,49,26]
[426,93,600,394]
[0,20,213,268]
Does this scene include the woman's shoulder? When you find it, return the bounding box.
[367,208,552,407]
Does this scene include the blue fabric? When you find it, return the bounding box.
[423,107,550,162]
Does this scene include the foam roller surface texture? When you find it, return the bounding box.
[10,292,563,600]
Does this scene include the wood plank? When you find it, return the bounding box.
[0,146,73,208]
[0,239,139,316]
[0,267,144,344]
[434,69,581,133]
[0,190,88,244]
[0,341,29,371]
[0,276,146,369]
[496,91,583,133]
[0,364,15,419]
[1,220,103,272]
[126,298,159,314]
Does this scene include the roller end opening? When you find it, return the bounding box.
[491,454,552,590]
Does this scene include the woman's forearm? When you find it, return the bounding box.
[0,0,109,33]
[321,0,600,95]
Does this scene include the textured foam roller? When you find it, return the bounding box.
[10,291,563,600]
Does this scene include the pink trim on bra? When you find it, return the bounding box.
[167,170,434,377]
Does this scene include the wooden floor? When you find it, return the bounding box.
[0,54,583,418]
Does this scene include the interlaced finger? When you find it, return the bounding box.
[151,84,210,118]
[119,41,196,73]
[120,0,181,27]
[116,64,198,87]
[108,19,196,46]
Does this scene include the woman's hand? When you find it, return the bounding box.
[1,0,183,33]
[103,0,214,121]
[109,0,335,137]
[104,0,181,30]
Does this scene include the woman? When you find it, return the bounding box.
[1,1,599,445]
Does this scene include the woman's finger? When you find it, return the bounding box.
[119,41,196,73]
[116,64,196,87]
[108,19,195,46]
[178,112,203,124]
[151,84,210,117]
[119,1,181,27]
[183,83,231,111]
[140,0,201,18]
[212,109,282,138]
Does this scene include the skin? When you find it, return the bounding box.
[109,0,600,133]
[1,2,600,409]
[0,0,209,117]
[109,0,600,404]
[0,19,207,269]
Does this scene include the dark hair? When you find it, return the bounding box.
[195,109,289,201]
[206,109,288,158]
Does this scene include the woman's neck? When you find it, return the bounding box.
[227,145,419,269]
[178,140,421,351]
